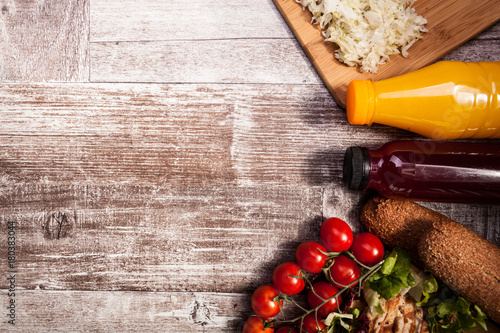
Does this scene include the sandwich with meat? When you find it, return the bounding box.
[310,195,498,333]
[356,196,500,333]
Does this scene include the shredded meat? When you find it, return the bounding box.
[367,294,428,333]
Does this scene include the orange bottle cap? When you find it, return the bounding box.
[346,80,375,125]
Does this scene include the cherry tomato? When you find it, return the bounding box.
[300,313,326,333]
[307,281,342,318]
[295,241,328,274]
[243,316,275,333]
[251,285,282,319]
[328,255,360,289]
[350,232,385,266]
[320,217,353,252]
[272,262,305,295]
[275,326,298,333]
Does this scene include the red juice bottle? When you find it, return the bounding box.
[343,141,500,204]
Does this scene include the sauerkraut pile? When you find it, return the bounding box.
[297,0,428,73]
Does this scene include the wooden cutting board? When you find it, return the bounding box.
[273,0,500,108]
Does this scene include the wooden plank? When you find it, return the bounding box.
[273,0,500,107]
[0,185,322,292]
[90,38,321,84]
[0,82,421,187]
[90,0,292,42]
[0,0,89,82]
[89,38,498,85]
[0,289,251,332]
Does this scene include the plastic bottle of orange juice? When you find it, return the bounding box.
[346,61,500,140]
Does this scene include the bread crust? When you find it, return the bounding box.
[360,196,500,324]
[360,196,446,265]
[418,220,500,324]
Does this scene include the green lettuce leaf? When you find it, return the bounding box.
[418,276,439,305]
[427,296,488,332]
[364,287,384,315]
[366,247,415,300]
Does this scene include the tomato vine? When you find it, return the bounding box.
[243,217,387,333]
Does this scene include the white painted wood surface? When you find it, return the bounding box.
[0,0,89,82]
[0,0,499,332]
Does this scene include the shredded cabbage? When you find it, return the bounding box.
[297,0,428,73]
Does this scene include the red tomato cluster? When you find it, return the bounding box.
[242,217,385,333]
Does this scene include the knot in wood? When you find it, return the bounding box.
[189,300,213,326]
[42,211,73,240]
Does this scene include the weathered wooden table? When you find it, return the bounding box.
[0,1,499,332]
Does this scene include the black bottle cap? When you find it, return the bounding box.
[343,147,370,190]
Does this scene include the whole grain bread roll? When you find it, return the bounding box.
[419,220,500,324]
[360,196,500,324]
[360,196,445,266]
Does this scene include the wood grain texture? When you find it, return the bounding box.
[0,0,89,82]
[90,0,291,42]
[1,186,498,290]
[0,290,252,332]
[90,37,498,85]
[273,0,500,107]
[0,185,322,293]
[90,39,321,84]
